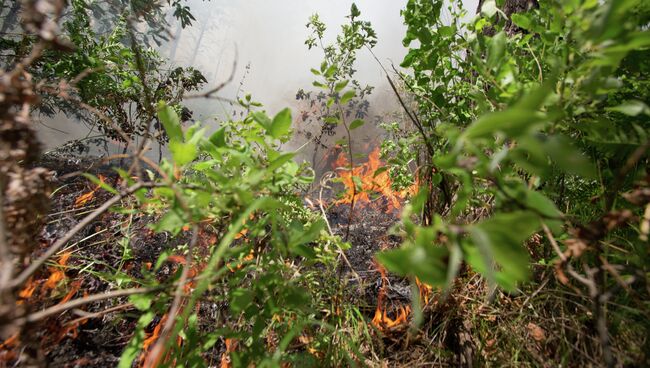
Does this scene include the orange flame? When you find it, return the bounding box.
[74,175,106,207]
[371,262,434,331]
[332,147,416,213]
[416,277,433,305]
[220,338,237,368]
[371,260,411,330]
[43,252,72,291]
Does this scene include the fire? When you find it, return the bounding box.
[416,277,433,305]
[220,338,237,368]
[371,260,411,330]
[371,261,434,332]
[74,174,106,207]
[43,252,72,291]
[332,147,415,213]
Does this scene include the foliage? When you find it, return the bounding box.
[298,5,377,174]
[378,0,650,364]
[106,101,366,367]
[1,0,208,151]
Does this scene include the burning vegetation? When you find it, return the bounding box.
[2,0,650,367]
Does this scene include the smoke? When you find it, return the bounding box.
[36,0,480,153]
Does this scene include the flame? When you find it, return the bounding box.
[18,278,38,301]
[140,313,168,367]
[416,277,433,305]
[332,147,416,213]
[0,334,18,363]
[43,252,72,291]
[371,260,411,330]
[371,261,434,331]
[220,338,237,368]
[74,175,106,207]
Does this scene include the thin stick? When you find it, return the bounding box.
[157,226,198,338]
[66,302,134,326]
[318,173,361,285]
[22,288,153,323]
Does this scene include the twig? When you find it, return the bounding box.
[542,223,566,262]
[149,225,199,357]
[184,46,237,99]
[318,173,361,285]
[22,288,154,323]
[66,302,134,326]
[0,190,13,294]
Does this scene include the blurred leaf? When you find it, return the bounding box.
[468,211,541,290]
[606,100,650,116]
[334,80,349,92]
[230,288,254,313]
[270,108,292,139]
[481,0,497,18]
[157,102,183,143]
[464,109,546,139]
[340,90,356,104]
[169,141,198,166]
[349,119,365,130]
[129,294,152,311]
[511,13,532,30]
[209,127,227,147]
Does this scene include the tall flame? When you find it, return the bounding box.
[371,260,411,330]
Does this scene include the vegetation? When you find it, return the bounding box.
[0,0,649,367]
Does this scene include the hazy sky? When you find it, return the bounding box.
[165,0,479,117]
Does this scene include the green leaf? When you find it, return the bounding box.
[154,250,172,271]
[438,26,455,37]
[169,141,198,166]
[230,288,254,312]
[349,119,365,130]
[544,135,597,179]
[606,100,650,116]
[270,108,292,139]
[340,90,356,104]
[129,294,152,311]
[334,80,349,92]
[209,127,226,147]
[268,152,295,171]
[352,175,363,192]
[468,211,541,290]
[377,228,449,287]
[488,31,506,69]
[320,60,328,73]
[252,111,272,130]
[511,13,532,29]
[157,102,183,143]
[152,208,185,235]
[464,109,546,139]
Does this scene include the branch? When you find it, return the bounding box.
[22,287,153,323]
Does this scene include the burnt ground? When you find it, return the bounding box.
[4,155,414,367]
